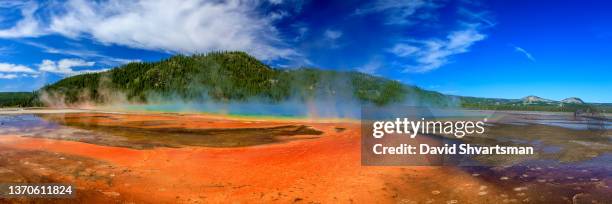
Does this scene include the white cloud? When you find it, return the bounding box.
[357,59,383,74]
[324,29,343,40]
[391,24,487,72]
[38,58,98,75]
[292,23,309,41]
[0,46,13,55]
[0,2,45,38]
[353,0,436,25]
[0,0,297,60]
[268,11,289,21]
[22,41,140,66]
[512,46,535,62]
[0,63,36,73]
[268,0,283,4]
[323,29,344,49]
[0,61,38,79]
[0,1,27,8]
[458,8,496,27]
[298,27,308,35]
[390,44,419,57]
[353,1,492,73]
[0,73,18,79]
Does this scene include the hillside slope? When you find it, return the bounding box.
[39,51,451,107]
[3,51,609,113]
[0,92,41,107]
[460,95,611,112]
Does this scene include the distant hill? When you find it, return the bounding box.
[1,51,610,113]
[36,51,451,107]
[0,92,41,107]
[561,97,585,104]
[461,95,611,113]
[522,95,555,104]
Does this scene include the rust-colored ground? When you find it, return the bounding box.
[0,113,509,203]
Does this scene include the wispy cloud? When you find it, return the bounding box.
[353,0,437,25]
[0,0,298,61]
[289,22,310,42]
[0,1,45,38]
[354,1,492,73]
[390,24,487,72]
[323,29,344,49]
[0,62,36,73]
[0,46,13,56]
[324,29,343,40]
[458,7,496,27]
[0,73,18,79]
[22,41,139,66]
[389,44,419,57]
[0,62,38,79]
[38,58,100,76]
[357,58,383,74]
[1,59,104,79]
[512,45,536,62]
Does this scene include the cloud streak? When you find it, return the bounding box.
[0,63,37,73]
[0,2,45,38]
[0,0,297,60]
[0,58,108,80]
[38,58,99,75]
[390,24,487,72]
[357,58,383,74]
[22,41,140,66]
[355,0,492,73]
[353,0,436,25]
[458,7,496,27]
[0,73,18,79]
[512,46,536,62]
[324,29,343,40]
[0,62,37,79]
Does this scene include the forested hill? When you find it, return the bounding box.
[3,51,608,113]
[35,51,451,106]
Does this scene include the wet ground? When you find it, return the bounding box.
[0,110,610,203]
[1,113,323,149]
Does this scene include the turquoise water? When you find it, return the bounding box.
[113,101,362,118]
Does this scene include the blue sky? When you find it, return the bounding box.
[0,0,610,102]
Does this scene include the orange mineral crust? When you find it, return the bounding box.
[0,113,506,203]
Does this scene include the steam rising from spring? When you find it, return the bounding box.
[37,52,459,118]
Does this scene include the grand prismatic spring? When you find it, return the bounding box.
[0,1,611,203]
[0,108,609,203]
